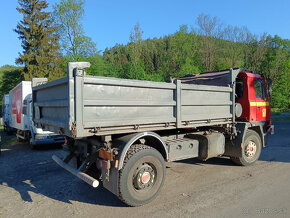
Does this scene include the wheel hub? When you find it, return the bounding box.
[141,171,151,184]
[134,164,155,190]
[245,140,257,157]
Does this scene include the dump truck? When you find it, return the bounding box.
[9,80,65,147]
[32,62,274,206]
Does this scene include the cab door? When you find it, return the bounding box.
[253,78,268,121]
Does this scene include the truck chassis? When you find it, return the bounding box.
[32,62,273,206]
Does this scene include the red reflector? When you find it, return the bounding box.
[64,137,67,144]
[103,161,110,170]
[99,149,113,161]
[98,159,111,170]
[270,125,274,135]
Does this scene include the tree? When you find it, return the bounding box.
[0,66,24,105]
[248,33,272,73]
[53,0,96,61]
[196,13,222,71]
[271,66,290,109]
[15,0,63,81]
[0,65,23,113]
[222,25,247,67]
[126,22,145,79]
[129,22,143,65]
[99,15,289,109]
[260,35,288,79]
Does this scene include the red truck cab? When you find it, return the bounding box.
[236,71,271,123]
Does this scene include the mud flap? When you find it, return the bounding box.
[224,123,247,158]
[102,166,119,196]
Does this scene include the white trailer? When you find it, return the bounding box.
[9,81,31,132]
[9,80,64,147]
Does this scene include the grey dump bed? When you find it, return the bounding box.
[32,62,240,138]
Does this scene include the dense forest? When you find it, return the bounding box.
[0,0,289,110]
[89,24,290,109]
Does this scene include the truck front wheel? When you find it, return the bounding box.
[118,144,166,206]
[231,129,262,166]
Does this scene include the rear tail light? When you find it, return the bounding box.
[99,149,113,161]
[270,125,274,135]
[97,159,111,170]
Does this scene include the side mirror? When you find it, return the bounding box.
[267,78,272,98]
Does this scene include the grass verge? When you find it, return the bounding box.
[0,138,17,147]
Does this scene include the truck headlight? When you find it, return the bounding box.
[35,135,47,140]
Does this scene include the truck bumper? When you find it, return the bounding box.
[33,135,65,145]
[52,155,99,188]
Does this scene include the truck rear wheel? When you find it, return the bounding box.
[118,144,166,206]
[231,129,262,166]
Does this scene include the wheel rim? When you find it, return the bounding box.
[133,163,156,190]
[245,140,257,158]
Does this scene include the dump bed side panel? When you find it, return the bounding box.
[78,76,233,137]
[32,62,237,138]
[179,84,233,127]
[80,76,177,137]
[33,77,72,136]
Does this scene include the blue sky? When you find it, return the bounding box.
[0,0,289,66]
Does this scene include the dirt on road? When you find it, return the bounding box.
[0,120,289,218]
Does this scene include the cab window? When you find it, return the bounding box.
[254,79,266,100]
[235,78,244,99]
[22,100,28,115]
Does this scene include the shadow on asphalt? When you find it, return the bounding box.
[177,121,290,165]
[259,121,290,163]
[0,120,289,207]
[176,157,236,166]
[0,134,126,207]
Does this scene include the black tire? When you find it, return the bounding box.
[30,143,37,150]
[231,129,262,166]
[118,144,166,206]
[6,129,13,135]
[29,137,38,149]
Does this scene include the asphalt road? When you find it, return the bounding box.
[0,120,289,218]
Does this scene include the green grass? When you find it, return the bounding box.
[271,108,290,113]
[271,110,290,122]
[272,116,290,122]
[271,111,282,116]
[271,108,290,117]
[0,138,17,147]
